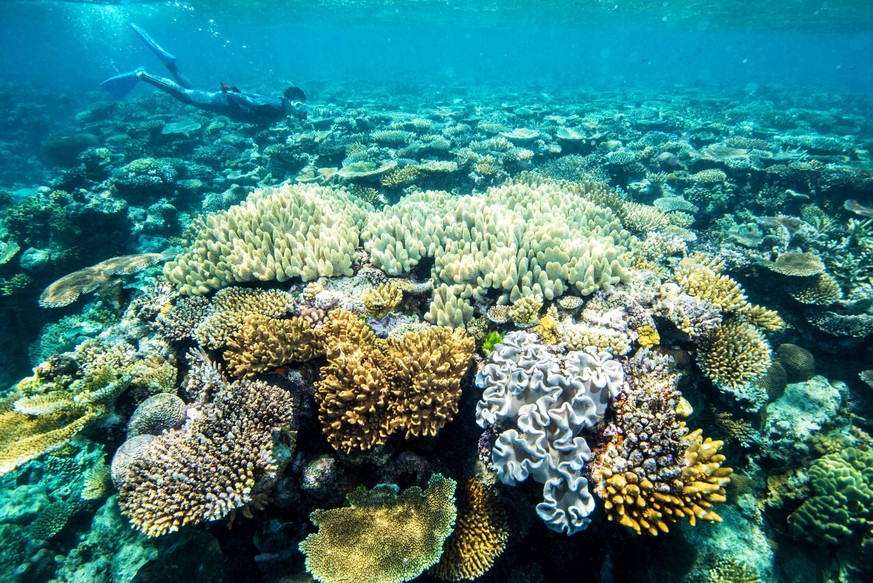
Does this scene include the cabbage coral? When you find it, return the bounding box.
[299,474,457,583]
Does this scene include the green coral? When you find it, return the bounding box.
[788,447,873,544]
[299,474,457,583]
[481,331,503,355]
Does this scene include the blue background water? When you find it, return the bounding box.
[1,0,871,119]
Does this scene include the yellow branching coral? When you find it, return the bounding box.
[740,304,785,331]
[636,324,660,348]
[591,350,733,536]
[596,429,732,535]
[165,183,367,295]
[299,474,457,583]
[315,311,475,453]
[697,322,772,390]
[40,252,164,308]
[507,295,542,327]
[194,287,296,350]
[532,306,560,345]
[224,313,323,378]
[429,479,508,582]
[674,257,748,314]
[363,282,404,319]
[707,558,760,583]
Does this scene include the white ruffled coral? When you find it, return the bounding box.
[475,331,624,535]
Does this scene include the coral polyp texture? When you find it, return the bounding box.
[429,478,509,581]
[475,331,624,535]
[164,183,367,295]
[590,350,732,535]
[223,313,323,378]
[697,321,773,392]
[315,310,475,453]
[117,376,295,537]
[787,447,873,544]
[299,474,457,583]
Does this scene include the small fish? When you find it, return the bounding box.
[844,199,873,218]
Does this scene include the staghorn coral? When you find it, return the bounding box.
[591,350,732,536]
[315,311,475,453]
[117,375,295,537]
[788,447,873,544]
[697,322,772,392]
[362,282,404,319]
[299,474,457,583]
[165,183,367,295]
[39,252,165,308]
[223,313,323,378]
[430,479,508,581]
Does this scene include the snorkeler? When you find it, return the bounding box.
[101,23,306,125]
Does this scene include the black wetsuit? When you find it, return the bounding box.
[137,70,293,124]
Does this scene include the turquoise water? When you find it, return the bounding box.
[1,1,872,582]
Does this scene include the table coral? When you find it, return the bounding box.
[299,474,457,583]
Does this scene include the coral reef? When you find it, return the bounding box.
[117,372,295,536]
[429,478,508,581]
[299,474,457,583]
[315,311,475,453]
[475,331,623,534]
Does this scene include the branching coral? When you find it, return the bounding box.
[430,479,508,581]
[315,311,475,453]
[299,474,457,583]
[362,282,404,319]
[590,349,732,535]
[696,322,772,392]
[117,376,295,537]
[787,272,842,305]
[165,183,367,295]
[193,286,296,350]
[223,313,323,378]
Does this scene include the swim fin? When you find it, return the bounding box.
[100,68,144,99]
[131,23,176,66]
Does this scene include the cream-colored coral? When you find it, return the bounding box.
[508,295,542,327]
[165,183,367,295]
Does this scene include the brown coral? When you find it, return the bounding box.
[117,377,295,537]
[224,314,323,378]
[39,253,164,308]
[788,272,842,305]
[764,251,825,277]
[315,311,475,453]
[430,479,508,581]
[194,287,296,350]
[776,343,815,382]
[674,258,748,314]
